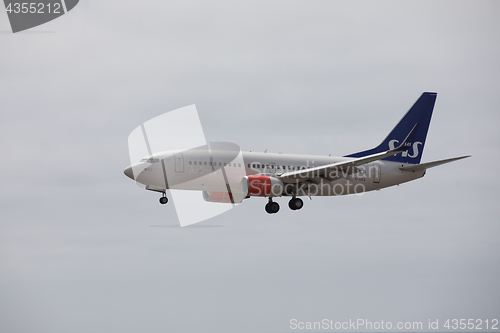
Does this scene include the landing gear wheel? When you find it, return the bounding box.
[159,196,168,204]
[265,201,280,214]
[288,198,303,210]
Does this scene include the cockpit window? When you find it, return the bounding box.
[140,158,159,163]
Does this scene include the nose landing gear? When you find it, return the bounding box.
[159,192,168,204]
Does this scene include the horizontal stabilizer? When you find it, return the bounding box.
[399,156,471,172]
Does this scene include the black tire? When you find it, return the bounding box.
[269,202,280,214]
[265,203,272,214]
[265,202,280,214]
[289,198,303,210]
[159,197,168,204]
[294,198,303,210]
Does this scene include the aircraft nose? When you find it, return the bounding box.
[124,166,134,180]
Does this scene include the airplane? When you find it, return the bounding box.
[124,92,470,214]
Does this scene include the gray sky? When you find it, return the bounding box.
[1,1,499,332]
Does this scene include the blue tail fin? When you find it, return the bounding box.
[345,92,437,164]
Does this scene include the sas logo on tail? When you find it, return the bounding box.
[389,140,422,158]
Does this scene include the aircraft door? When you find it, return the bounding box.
[372,164,381,183]
[174,153,184,172]
[269,162,276,175]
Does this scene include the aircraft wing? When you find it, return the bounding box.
[279,123,420,183]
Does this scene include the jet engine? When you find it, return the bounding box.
[241,175,284,197]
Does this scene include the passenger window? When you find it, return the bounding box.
[194,161,197,165]
[238,163,241,167]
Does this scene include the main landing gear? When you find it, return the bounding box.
[288,197,304,210]
[265,197,304,214]
[265,198,280,214]
[159,192,168,205]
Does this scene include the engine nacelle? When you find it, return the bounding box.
[241,175,284,197]
[202,191,234,203]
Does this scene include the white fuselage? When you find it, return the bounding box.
[131,150,425,197]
